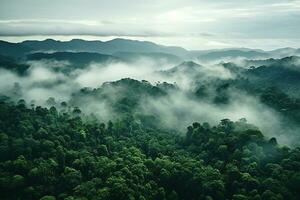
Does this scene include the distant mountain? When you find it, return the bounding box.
[193,47,300,62]
[113,51,182,65]
[268,47,300,57]
[1,38,300,61]
[0,41,33,58]
[190,47,265,55]
[192,49,270,61]
[21,38,188,57]
[27,52,121,69]
[222,55,300,71]
[243,58,278,68]
[220,58,279,72]
[0,54,30,74]
[270,56,300,69]
[240,56,300,97]
[163,61,203,74]
[159,61,209,83]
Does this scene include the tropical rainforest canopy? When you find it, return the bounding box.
[0,39,300,200]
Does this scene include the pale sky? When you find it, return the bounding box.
[0,0,300,50]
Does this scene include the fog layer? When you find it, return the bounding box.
[0,56,298,145]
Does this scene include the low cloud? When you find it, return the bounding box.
[0,57,298,146]
[0,19,170,37]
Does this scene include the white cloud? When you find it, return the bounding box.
[0,0,299,49]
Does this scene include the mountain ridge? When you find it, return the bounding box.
[1,38,300,60]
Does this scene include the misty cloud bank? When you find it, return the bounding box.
[2,0,300,50]
[0,57,298,146]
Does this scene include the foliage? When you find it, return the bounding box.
[0,101,299,200]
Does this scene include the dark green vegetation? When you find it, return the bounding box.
[27,52,121,72]
[1,39,300,200]
[112,52,181,66]
[224,56,300,97]
[0,55,30,75]
[0,100,300,200]
[220,57,300,124]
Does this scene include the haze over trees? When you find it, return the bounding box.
[0,39,300,200]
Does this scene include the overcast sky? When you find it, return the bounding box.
[0,0,300,50]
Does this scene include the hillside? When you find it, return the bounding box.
[0,100,299,200]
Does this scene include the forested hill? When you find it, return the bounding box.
[0,100,299,200]
[1,38,300,200]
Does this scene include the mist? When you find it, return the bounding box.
[141,86,300,144]
[0,56,298,146]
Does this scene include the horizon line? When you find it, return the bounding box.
[0,36,299,52]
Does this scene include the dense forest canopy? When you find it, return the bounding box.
[0,100,300,200]
[0,39,300,200]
